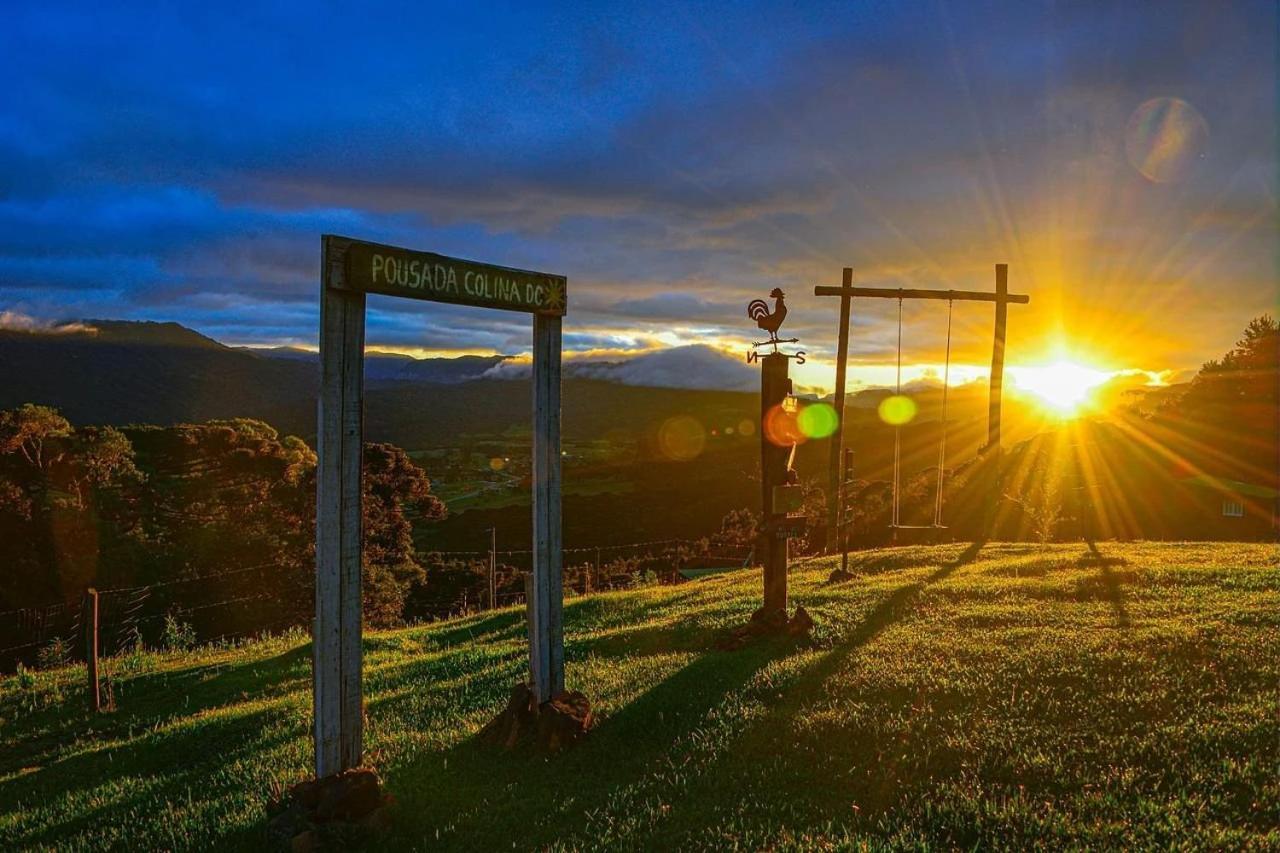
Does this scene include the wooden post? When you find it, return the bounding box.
[488,527,497,609]
[760,353,791,615]
[315,235,366,778]
[825,267,853,553]
[988,264,1008,450]
[985,263,1009,540]
[83,588,99,713]
[529,313,564,703]
[840,448,853,575]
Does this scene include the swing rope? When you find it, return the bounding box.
[891,297,903,529]
[932,299,954,527]
[889,296,954,531]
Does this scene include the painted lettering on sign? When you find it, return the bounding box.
[343,239,566,315]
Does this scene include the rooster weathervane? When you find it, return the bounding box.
[746,288,804,363]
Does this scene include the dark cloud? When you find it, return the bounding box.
[0,1,1273,373]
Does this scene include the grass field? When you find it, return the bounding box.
[2,542,1277,850]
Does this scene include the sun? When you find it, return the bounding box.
[1010,360,1111,416]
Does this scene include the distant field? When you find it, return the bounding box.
[2,542,1277,850]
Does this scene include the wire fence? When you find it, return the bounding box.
[1,536,755,674]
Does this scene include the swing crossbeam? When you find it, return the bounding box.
[814,285,1029,304]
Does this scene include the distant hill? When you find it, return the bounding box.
[0,319,1049,456]
[0,321,316,429]
[244,346,508,385]
[0,320,763,445]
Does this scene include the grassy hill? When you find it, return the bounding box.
[2,542,1277,850]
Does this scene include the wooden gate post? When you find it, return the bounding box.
[315,236,366,778]
[825,267,853,552]
[529,313,564,703]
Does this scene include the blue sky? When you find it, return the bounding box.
[1,1,1274,387]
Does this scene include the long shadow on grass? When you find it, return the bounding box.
[373,560,964,849]
[635,558,968,847]
[374,619,787,848]
[0,644,310,775]
[0,703,301,851]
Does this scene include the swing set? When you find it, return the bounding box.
[815,265,1029,546]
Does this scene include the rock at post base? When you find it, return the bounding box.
[787,604,815,637]
[266,767,392,850]
[480,683,593,752]
[719,604,816,649]
[826,567,856,584]
[537,691,594,753]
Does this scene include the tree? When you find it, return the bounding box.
[361,442,446,626]
[0,405,142,605]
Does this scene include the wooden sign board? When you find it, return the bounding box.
[771,516,809,539]
[342,237,566,316]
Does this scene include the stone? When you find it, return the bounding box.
[290,830,317,853]
[266,767,391,849]
[536,691,593,753]
[314,768,383,822]
[787,605,815,637]
[480,683,593,753]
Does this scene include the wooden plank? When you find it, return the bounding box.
[825,267,852,552]
[813,285,1029,304]
[338,235,567,316]
[529,312,564,702]
[315,234,366,778]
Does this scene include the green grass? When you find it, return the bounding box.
[2,542,1278,850]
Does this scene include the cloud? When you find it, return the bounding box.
[482,344,755,391]
[0,310,96,334]
[0,1,1273,378]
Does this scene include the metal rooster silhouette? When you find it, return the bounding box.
[747,288,788,343]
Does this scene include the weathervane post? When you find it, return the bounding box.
[746,290,805,619]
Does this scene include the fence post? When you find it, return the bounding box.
[488,527,498,610]
[83,588,100,713]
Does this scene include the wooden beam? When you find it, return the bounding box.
[813,285,1028,304]
[529,312,564,703]
[316,235,366,778]
[825,268,852,553]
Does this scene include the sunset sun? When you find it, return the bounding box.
[1010,360,1111,415]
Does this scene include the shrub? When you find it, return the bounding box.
[37,636,72,670]
[162,612,197,651]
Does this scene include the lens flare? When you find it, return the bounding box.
[878,395,917,426]
[1124,97,1209,183]
[763,403,806,447]
[656,415,706,461]
[488,457,506,471]
[737,419,755,437]
[797,402,839,439]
